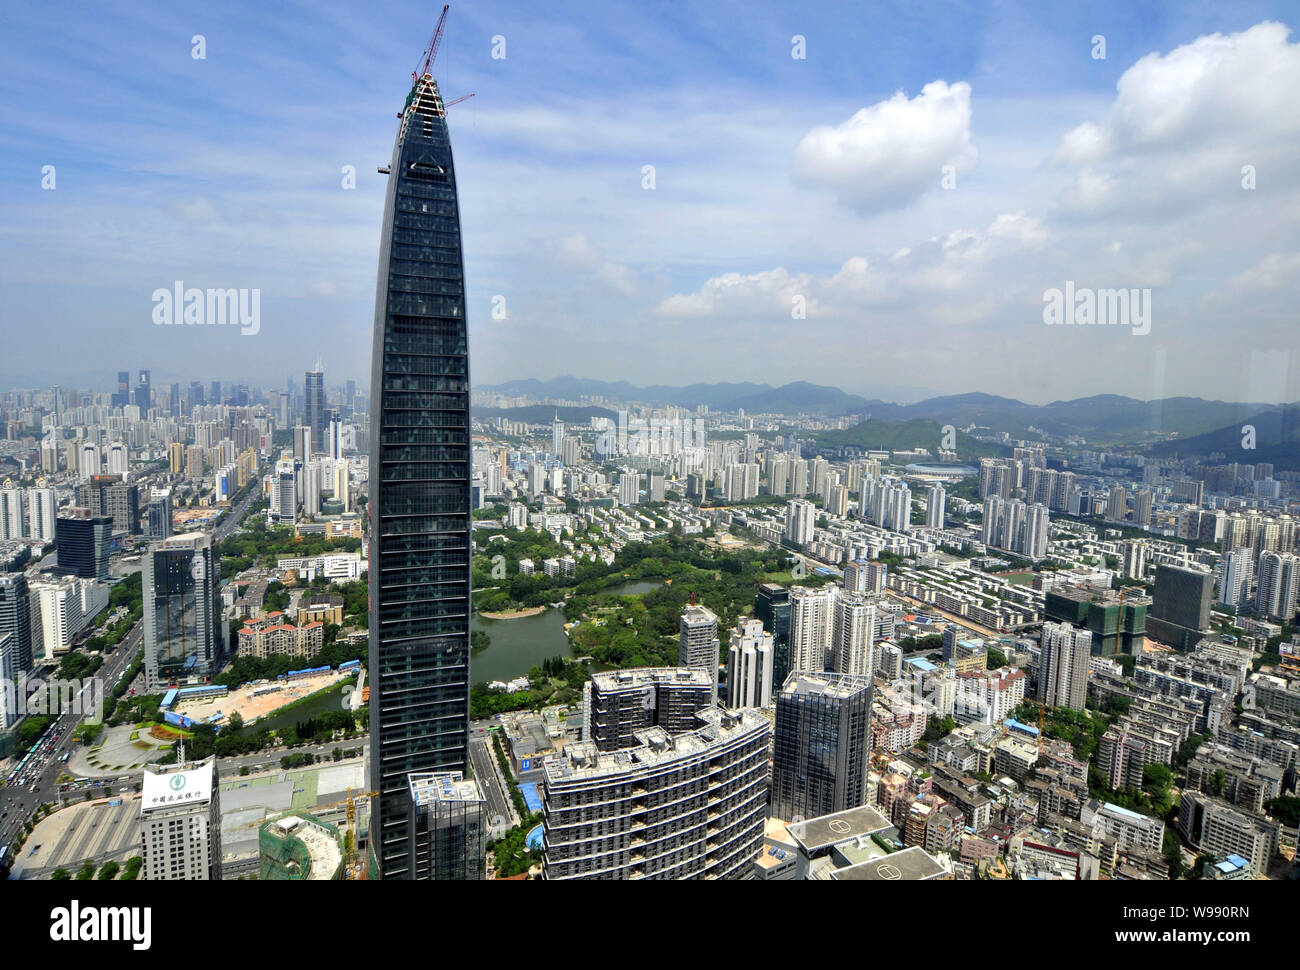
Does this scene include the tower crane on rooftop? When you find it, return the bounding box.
[414,4,451,82]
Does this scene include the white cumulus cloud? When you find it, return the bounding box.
[793,80,977,214]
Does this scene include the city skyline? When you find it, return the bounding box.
[3,2,1298,403]
[3,0,1300,910]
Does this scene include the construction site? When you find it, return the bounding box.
[172,667,359,727]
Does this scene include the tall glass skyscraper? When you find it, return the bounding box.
[368,64,472,879]
[304,369,326,455]
[142,533,222,690]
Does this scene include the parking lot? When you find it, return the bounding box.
[13,796,141,879]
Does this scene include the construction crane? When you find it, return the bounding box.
[444,93,475,108]
[414,4,451,82]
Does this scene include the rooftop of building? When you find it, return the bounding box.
[590,666,713,691]
[543,706,767,784]
[262,814,343,881]
[786,804,893,854]
[827,845,947,881]
[1048,584,1151,606]
[780,670,874,700]
[141,757,215,814]
[408,771,484,807]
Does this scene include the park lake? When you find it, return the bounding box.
[470,578,663,684]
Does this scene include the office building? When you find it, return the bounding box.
[29,575,108,661]
[113,370,131,408]
[1039,622,1092,711]
[133,369,151,412]
[77,474,139,535]
[755,583,791,689]
[55,511,113,580]
[143,533,222,689]
[304,369,326,455]
[367,58,474,881]
[542,706,769,879]
[270,458,297,526]
[258,813,345,881]
[293,425,312,464]
[147,489,173,541]
[1147,564,1213,650]
[0,633,20,731]
[140,755,221,880]
[771,671,873,823]
[407,771,486,880]
[727,617,774,709]
[0,576,33,675]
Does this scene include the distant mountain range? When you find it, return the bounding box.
[477,377,1298,468]
[478,377,878,415]
[1145,404,1300,468]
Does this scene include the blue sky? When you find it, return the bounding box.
[1,0,1298,404]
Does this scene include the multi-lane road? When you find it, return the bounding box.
[468,721,518,831]
[0,616,145,847]
[0,483,265,849]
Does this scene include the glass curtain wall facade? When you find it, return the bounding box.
[368,69,473,880]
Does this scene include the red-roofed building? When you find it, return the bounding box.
[237,613,325,660]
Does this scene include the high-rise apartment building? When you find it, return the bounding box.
[367,57,473,880]
[584,667,714,751]
[1039,622,1092,711]
[789,584,835,673]
[726,617,774,709]
[832,591,876,679]
[926,482,946,529]
[679,604,720,696]
[0,484,24,540]
[543,705,769,879]
[1218,547,1254,611]
[784,498,816,547]
[1256,552,1300,621]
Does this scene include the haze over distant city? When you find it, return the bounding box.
[3,0,1299,405]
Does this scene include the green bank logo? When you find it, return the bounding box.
[169,774,187,791]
